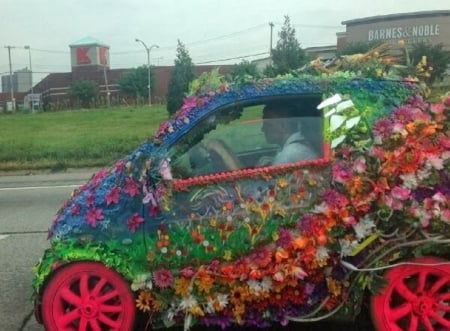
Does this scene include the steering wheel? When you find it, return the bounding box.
[206,139,242,172]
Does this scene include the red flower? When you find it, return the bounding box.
[126,213,144,233]
[153,268,173,288]
[86,208,104,227]
[105,187,120,205]
[124,177,141,197]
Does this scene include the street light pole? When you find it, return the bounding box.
[5,45,15,112]
[135,38,159,106]
[24,45,34,112]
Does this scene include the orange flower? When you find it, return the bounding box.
[174,277,191,297]
[292,236,309,250]
[275,247,289,263]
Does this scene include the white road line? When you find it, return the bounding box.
[0,235,9,240]
[0,184,81,191]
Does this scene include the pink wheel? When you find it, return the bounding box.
[41,261,136,331]
[371,257,450,331]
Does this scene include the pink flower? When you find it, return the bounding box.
[391,186,411,200]
[181,96,198,112]
[71,203,81,215]
[91,169,108,187]
[126,213,144,233]
[86,208,104,227]
[372,118,393,138]
[391,106,415,123]
[180,267,195,278]
[353,158,367,174]
[153,268,173,288]
[124,177,141,197]
[441,209,450,222]
[86,192,95,206]
[332,162,352,184]
[105,187,120,205]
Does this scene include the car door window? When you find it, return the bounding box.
[169,96,323,179]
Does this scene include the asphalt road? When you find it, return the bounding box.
[0,169,374,331]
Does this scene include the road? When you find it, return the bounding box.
[0,170,373,331]
[0,170,92,331]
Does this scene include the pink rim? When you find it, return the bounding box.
[371,257,450,331]
[41,261,135,331]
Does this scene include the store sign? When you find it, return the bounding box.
[99,47,108,65]
[368,24,440,41]
[76,47,92,65]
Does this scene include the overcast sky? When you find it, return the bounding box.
[1,0,449,85]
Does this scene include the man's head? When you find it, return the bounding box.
[262,102,299,145]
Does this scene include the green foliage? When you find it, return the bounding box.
[166,40,195,115]
[228,60,261,83]
[402,42,450,84]
[118,66,156,102]
[188,68,226,96]
[271,15,307,75]
[0,105,168,171]
[69,80,98,108]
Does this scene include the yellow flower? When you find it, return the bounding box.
[223,250,233,261]
[209,218,217,227]
[188,305,204,316]
[136,290,152,312]
[174,277,191,297]
[277,178,289,188]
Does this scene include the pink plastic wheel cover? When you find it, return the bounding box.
[371,257,450,331]
[41,261,136,331]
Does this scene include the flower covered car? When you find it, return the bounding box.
[33,74,450,331]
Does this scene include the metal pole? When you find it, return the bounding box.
[5,46,15,111]
[135,39,159,106]
[24,46,34,112]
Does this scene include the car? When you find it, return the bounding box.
[33,73,450,331]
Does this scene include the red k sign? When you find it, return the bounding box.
[76,47,91,64]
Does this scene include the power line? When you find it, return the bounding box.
[195,51,269,64]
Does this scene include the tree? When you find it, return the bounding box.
[69,80,98,108]
[166,40,195,115]
[403,42,450,84]
[228,60,260,82]
[118,66,155,103]
[271,16,307,75]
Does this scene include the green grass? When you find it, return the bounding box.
[0,105,169,172]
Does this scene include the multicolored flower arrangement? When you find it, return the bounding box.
[33,74,450,330]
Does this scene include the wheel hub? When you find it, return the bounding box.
[412,295,434,315]
[80,297,99,318]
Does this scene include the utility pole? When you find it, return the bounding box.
[5,45,15,111]
[269,22,274,58]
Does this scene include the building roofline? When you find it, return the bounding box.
[342,10,450,26]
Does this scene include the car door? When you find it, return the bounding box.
[142,95,332,267]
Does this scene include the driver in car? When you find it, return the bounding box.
[260,102,319,165]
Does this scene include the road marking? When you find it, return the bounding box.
[0,234,9,240]
[0,184,81,191]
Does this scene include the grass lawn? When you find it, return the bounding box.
[0,105,169,172]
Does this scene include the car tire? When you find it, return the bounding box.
[371,256,450,331]
[41,261,136,331]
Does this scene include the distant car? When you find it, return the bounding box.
[33,75,450,331]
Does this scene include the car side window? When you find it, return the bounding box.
[169,97,323,179]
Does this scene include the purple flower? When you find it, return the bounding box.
[126,213,144,233]
[372,118,393,139]
[391,106,415,123]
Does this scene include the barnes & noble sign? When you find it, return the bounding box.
[368,24,440,43]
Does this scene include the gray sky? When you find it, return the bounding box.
[1,0,449,84]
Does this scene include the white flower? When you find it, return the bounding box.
[426,155,444,170]
[400,173,418,189]
[339,238,359,257]
[316,246,330,260]
[216,293,229,309]
[260,277,273,292]
[179,295,197,310]
[352,216,375,241]
[131,273,152,291]
[247,280,263,294]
